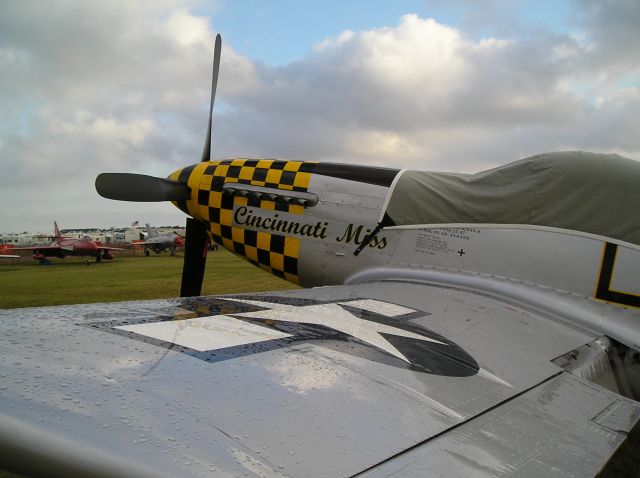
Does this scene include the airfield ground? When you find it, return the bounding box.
[0,249,298,309]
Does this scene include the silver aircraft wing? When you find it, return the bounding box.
[1,281,638,477]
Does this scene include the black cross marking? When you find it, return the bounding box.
[595,242,640,308]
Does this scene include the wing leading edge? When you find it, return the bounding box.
[0,281,638,477]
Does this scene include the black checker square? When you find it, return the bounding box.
[233,242,246,256]
[178,164,196,183]
[272,269,285,279]
[275,201,289,212]
[211,176,225,191]
[299,162,316,173]
[211,233,223,246]
[253,168,268,182]
[221,193,235,210]
[280,170,296,186]
[220,225,233,239]
[284,255,297,274]
[244,229,257,247]
[227,165,241,178]
[248,195,262,207]
[198,189,210,206]
[270,162,286,170]
[204,164,216,175]
[270,234,285,254]
[209,207,220,224]
[243,160,259,167]
[257,249,271,266]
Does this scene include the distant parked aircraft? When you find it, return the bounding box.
[11,221,124,263]
[139,223,185,256]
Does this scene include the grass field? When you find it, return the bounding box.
[0,249,298,309]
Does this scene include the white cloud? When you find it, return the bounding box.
[216,10,639,171]
[167,9,211,47]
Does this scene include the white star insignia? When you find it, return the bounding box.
[226,298,445,364]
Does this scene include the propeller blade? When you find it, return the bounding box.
[181,34,222,296]
[180,218,209,297]
[201,33,222,162]
[95,173,190,202]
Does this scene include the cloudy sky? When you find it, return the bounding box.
[1,0,638,233]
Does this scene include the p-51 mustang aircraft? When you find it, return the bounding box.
[1,35,639,477]
[9,221,124,263]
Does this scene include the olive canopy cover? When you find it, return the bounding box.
[382,151,640,245]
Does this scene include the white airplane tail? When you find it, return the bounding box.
[145,223,158,238]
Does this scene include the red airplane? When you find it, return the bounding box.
[12,221,124,263]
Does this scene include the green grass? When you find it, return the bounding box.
[0,249,298,309]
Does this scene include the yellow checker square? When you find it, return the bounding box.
[220,209,233,226]
[224,177,239,185]
[231,227,244,243]
[245,245,259,262]
[208,191,222,208]
[239,166,255,181]
[230,158,246,167]
[190,162,203,176]
[256,232,271,251]
[265,169,283,184]
[293,173,311,189]
[187,171,201,191]
[259,200,276,210]
[283,162,302,172]
[198,204,209,221]
[210,223,221,237]
[269,252,284,271]
[222,237,234,250]
[235,196,248,206]
[284,237,299,255]
[257,159,273,169]
[200,174,213,190]
[288,204,304,215]
[279,184,293,191]
[215,164,229,177]
[284,272,299,284]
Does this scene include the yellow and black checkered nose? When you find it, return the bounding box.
[169,159,313,284]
